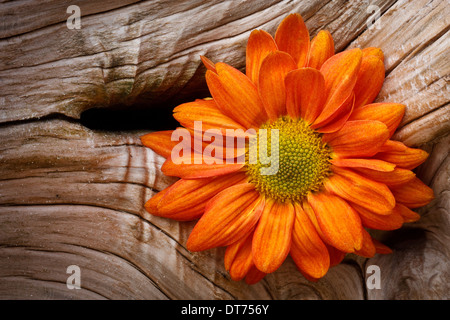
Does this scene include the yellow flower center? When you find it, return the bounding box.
[245,116,332,203]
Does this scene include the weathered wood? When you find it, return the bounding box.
[0,0,396,123]
[349,0,450,147]
[365,134,450,299]
[0,0,448,300]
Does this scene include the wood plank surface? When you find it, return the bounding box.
[0,0,448,299]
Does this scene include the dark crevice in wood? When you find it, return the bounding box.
[79,104,179,132]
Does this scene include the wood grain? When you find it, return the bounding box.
[0,0,448,299]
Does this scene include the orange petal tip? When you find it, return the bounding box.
[200,55,217,73]
[275,13,310,67]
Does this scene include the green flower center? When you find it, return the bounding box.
[245,116,332,203]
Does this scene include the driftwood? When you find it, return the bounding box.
[0,0,448,299]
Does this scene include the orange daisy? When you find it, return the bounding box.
[141,13,434,284]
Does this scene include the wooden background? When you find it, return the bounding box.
[0,0,448,299]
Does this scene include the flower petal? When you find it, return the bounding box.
[378,139,408,153]
[307,30,335,70]
[290,203,330,279]
[186,126,249,161]
[353,203,404,231]
[352,167,416,187]
[323,120,389,158]
[151,202,205,221]
[140,130,177,159]
[285,67,326,124]
[353,54,385,109]
[258,51,297,120]
[314,93,354,133]
[362,47,384,61]
[373,239,392,254]
[307,192,363,253]
[349,103,405,137]
[274,13,310,67]
[327,245,346,267]
[313,48,362,128]
[161,153,244,179]
[146,183,206,221]
[144,187,171,214]
[301,200,326,239]
[246,29,278,84]
[186,183,265,251]
[375,146,429,170]
[200,55,217,73]
[330,158,395,172]
[390,177,434,208]
[252,199,295,273]
[245,266,266,285]
[206,63,267,129]
[354,229,376,258]
[154,172,248,218]
[325,166,396,215]
[396,203,421,223]
[173,99,246,134]
[224,232,254,281]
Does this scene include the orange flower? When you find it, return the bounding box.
[141,13,434,283]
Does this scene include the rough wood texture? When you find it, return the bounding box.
[0,0,448,299]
